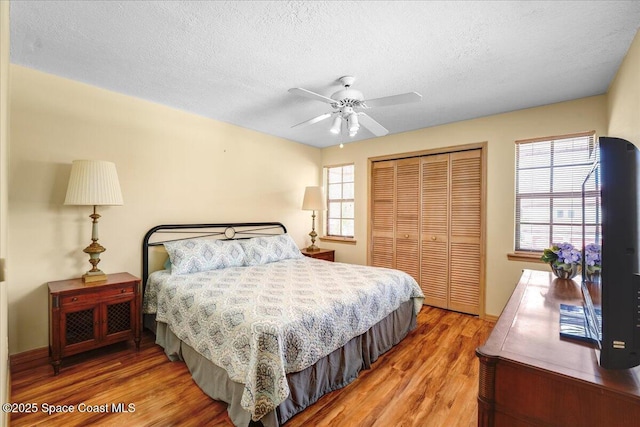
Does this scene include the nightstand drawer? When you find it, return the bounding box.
[60,285,134,305]
[99,284,135,298]
[61,292,100,306]
[311,251,334,261]
[300,248,335,262]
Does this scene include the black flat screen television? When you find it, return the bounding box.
[581,136,640,369]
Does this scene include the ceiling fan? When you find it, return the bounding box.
[288,76,422,138]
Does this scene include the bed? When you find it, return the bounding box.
[142,222,424,426]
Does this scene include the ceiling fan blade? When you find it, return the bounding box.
[363,91,422,108]
[358,113,388,137]
[291,113,332,128]
[288,87,336,104]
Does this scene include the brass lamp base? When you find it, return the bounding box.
[81,206,108,284]
[307,213,319,251]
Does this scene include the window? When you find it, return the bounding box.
[515,132,596,252]
[325,164,354,238]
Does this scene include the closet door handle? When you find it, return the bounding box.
[431,236,437,241]
[404,234,409,238]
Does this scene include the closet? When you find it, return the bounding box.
[370,145,484,315]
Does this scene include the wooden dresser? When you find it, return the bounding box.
[476,269,640,426]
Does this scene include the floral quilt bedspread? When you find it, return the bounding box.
[143,257,424,421]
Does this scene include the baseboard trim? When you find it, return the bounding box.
[10,347,49,374]
[484,314,499,323]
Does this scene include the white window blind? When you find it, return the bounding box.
[515,132,597,252]
[325,164,355,238]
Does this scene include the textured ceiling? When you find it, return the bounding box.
[9,1,640,148]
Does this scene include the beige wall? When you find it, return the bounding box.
[1,0,11,418]
[320,96,608,317]
[8,65,321,354]
[608,29,640,144]
[8,28,639,355]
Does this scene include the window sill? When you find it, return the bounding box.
[319,236,357,245]
[507,252,545,263]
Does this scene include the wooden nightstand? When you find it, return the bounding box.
[300,248,335,262]
[48,272,141,375]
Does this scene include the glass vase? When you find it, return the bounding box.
[585,270,601,283]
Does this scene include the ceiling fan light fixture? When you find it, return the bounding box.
[289,75,417,142]
[330,116,342,134]
[348,112,359,133]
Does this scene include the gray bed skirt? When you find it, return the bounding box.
[144,299,417,426]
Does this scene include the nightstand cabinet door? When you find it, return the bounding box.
[59,303,101,352]
[103,294,136,343]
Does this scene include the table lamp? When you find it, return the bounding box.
[302,186,326,251]
[65,160,123,283]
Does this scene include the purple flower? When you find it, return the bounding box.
[557,242,574,251]
[547,242,581,268]
[584,243,601,273]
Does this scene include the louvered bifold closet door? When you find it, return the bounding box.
[420,154,449,309]
[371,161,396,268]
[395,158,420,282]
[449,150,481,314]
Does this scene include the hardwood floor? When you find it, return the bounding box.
[10,306,493,427]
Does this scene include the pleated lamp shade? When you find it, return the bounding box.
[65,160,123,206]
[302,186,326,211]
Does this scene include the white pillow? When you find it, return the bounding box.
[240,234,303,266]
[164,238,246,275]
